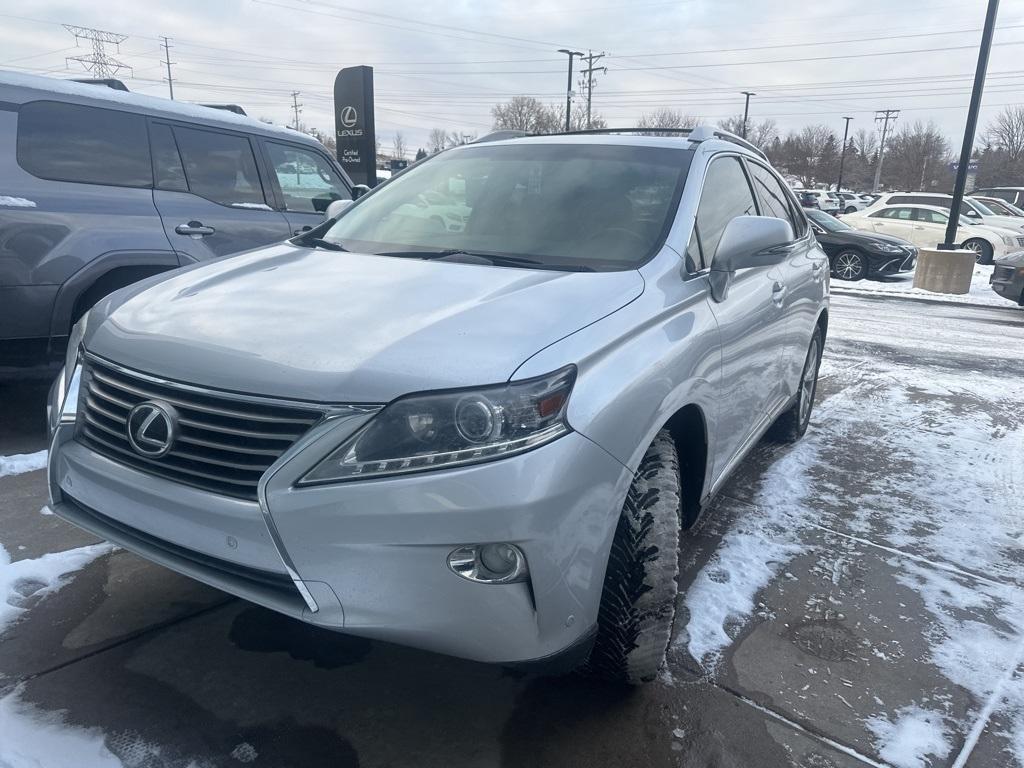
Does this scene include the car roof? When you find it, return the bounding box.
[0,69,322,147]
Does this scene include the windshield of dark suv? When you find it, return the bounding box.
[807,209,851,232]
[320,142,693,271]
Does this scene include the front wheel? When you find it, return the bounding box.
[962,238,993,265]
[844,206,857,214]
[770,327,823,443]
[832,249,868,281]
[586,430,682,684]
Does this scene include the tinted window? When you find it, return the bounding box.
[17,101,151,187]
[874,207,914,220]
[150,124,188,193]
[748,162,797,233]
[322,143,692,271]
[266,142,348,213]
[914,208,948,224]
[887,195,913,204]
[695,156,758,267]
[173,127,266,207]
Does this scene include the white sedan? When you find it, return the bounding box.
[840,203,1024,265]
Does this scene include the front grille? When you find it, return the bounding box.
[76,358,325,500]
[994,264,1016,281]
[1016,236,1024,248]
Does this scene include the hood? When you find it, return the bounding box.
[996,249,1024,266]
[85,244,644,403]
[973,223,1023,240]
[980,214,1024,231]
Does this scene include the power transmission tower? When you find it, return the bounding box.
[579,50,606,129]
[291,91,303,131]
[63,25,132,79]
[160,36,175,100]
[872,109,900,192]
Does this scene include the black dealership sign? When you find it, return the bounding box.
[334,66,377,187]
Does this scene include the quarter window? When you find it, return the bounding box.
[17,101,151,187]
[266,143,348,213]
[172,126,267,207]
[695,156,758,268]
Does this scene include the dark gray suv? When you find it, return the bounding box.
[0,71,353,378]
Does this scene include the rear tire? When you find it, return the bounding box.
[844,206,857,214]
[586,430,682,685]
[962,238,993,265]
[770,327,823,443]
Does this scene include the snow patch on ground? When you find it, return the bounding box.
[865,705,952,768]
[832,264,1018,308]
[0,451,47,478]
[0,541,113,636]
[0,196,37,208]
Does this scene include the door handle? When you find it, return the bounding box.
[811,261,826,279]
[293,226,313,235]
[771,281,788,306]
[913,225,925,230]
[175,221,216,237]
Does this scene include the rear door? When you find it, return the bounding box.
[908,207,949,248]
[260,140,351,235]
[866,206,915,241]
[697,155,788,480]
[149,122,291,263]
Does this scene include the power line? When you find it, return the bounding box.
[63,24,132,78]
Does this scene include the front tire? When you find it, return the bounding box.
[586,430,682,684]
[832,249,868,281]
[845,206,857,214]
[770,327,823,443]
[962,238,993,265]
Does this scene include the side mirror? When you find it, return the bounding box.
[708,216,794,303]
[325,199,353,219]
[351,184,371,199]
[965,209,980,218]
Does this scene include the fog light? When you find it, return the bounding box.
[448,543,528,584]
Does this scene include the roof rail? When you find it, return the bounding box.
[523,125,768,160]
[70,78,129,92]
[687,126,768,160]
[474,130,530,143]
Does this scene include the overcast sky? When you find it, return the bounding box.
[2,0,1022,156]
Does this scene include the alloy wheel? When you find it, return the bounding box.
[835,252,864,280]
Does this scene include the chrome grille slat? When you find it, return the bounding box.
[76,359,326,500]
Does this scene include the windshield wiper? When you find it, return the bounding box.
[304,237,348,252]
[376,249,594,271]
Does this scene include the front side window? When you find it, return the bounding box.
[172,126,266,207]
[321,143,692,271]
[267,142,348,213]
[17,101,151,187]
[747,162,798,234]
[694,156,758,268]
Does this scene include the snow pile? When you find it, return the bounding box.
[865,705,952,768]
[832,264,1018,309]
[0,686,123,768]
[0,196,36,208]
[0,451,47,478]
[0,541,113,636]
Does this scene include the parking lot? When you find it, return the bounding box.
[0,291,1020,768]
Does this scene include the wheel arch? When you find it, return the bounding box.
[660,403,709,527]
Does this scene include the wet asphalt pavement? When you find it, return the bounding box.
[1,293,1022,768]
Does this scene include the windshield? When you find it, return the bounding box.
[321,143,693,271]
[970,199,996,215]
[807,209,851,232]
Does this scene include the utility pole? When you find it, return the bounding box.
[160,36,175,100]
[942,0,999,249]
[872,109,900,192]
[579,50,607,129]
[557,49,583,132]
[836,116,853,199]
[291,91,302,131]
[741,91,755,139]
[63,25,131,79]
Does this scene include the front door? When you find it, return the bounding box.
[149,122,291,263]
[910,206,955,249]
[262,140,352,236]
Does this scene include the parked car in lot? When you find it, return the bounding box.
[972,195,1024,218]
[836,192,867,214]
[973,186,1024,208]
[841,203,1024,264]
[47,127,829,684]
[806,209,916,280]
[0,71,354,378]
[991,251,1024,305]
[865,192,1024,233]
[795,189,839,213]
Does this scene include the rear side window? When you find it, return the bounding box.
[150,124,188,192]
[17,101,151,187]
[172,126,267,207]
[914,208,948,224]
[875,207,914,220]
[695,156,758,268]
[747,162,800,236]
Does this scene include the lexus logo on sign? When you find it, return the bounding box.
[126,400,179,458]
[340,106,358,128]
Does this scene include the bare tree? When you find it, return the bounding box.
[985,105,1024,163]
[392,131,407,160]
[637,108,698,136]
[428,128,448,154]
[716,115,777,147]
[851,129,878,162]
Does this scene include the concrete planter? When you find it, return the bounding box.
[912,248,975,295]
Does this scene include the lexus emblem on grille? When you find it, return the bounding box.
[126,400,179,458]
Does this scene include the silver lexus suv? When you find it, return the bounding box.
[47,128,829,683]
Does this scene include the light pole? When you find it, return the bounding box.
[558,49,583,132]
[836,116,853,202]
[741,91,755,139]
[942,0,999,249]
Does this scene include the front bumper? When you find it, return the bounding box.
[870,248,917,275]
[991,263,1024,304]
[48,413,633,664]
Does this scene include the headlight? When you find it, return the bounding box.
[64,315,88,391]
[300,366,576,484]
[1002,235,1015,246]
[870,242,903,253]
